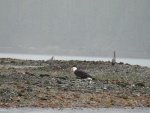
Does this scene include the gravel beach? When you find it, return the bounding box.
[0,58,150,108]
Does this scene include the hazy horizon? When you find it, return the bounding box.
[0,0,150,59]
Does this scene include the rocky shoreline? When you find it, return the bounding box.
[0,58,150,108]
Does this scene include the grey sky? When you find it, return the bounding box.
[0,0,150,58]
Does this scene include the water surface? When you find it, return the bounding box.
[0,53,150,67]
[0,108,150,113]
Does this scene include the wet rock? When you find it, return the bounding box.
[135,83,145,87]
[40,74,50,77]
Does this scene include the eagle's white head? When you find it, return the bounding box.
[71,67,77,72]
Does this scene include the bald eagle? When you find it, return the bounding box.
[71,67,93,80]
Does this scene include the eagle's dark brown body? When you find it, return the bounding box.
[71,67,93,79]
[74,70,92,79]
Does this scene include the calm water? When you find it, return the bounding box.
[0,108,150,113]
[0,53,150,67]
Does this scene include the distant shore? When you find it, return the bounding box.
[0,58,150,108]
[0,53,150,67]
